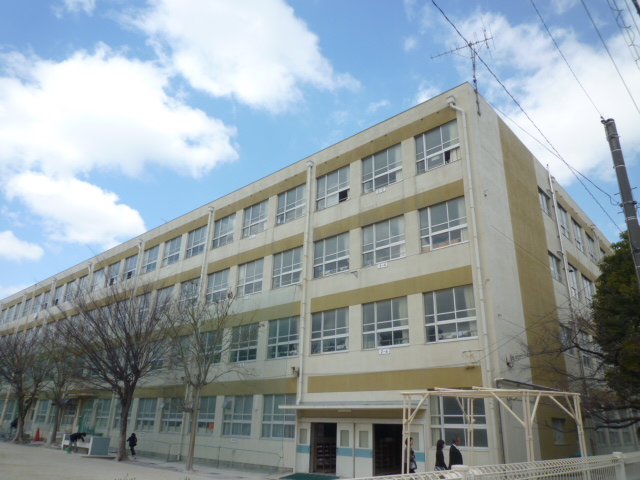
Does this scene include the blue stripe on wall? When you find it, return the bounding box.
[356,449,373,458]
[337,447,353,456]
[415,452,425,462]
[297,445,310,454]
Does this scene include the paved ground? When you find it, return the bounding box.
[0,441,285,480]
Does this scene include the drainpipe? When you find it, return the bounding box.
[446,95,500,464]
[198,207,216,304]
[297,161,314,405]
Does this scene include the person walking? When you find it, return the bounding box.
[448,436,463,469]
[66,432,86,453]
[435,439,447,471]
[127,432,138,460]
[404,437,417,473]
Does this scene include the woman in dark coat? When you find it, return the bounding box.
[127,432,137,459]
[435,439,447,470]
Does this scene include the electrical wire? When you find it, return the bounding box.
[580,0,640,116]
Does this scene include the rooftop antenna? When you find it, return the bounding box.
[431,25,493,116]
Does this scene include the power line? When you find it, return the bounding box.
[580,0,640,117]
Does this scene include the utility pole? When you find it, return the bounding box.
[602,118,640,292]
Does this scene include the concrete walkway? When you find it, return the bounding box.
[0,441,285,480]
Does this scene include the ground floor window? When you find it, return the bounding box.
[430,397,487,447]
[262,394,295,439]
[136,398,157,432]
[223,395,253,437]
[94,398,112,428]
[161,398,184,433]
[34,401,50,424]
[196,396,216,435]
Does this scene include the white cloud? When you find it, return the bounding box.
[54,0,97,17]
[0,45,239,180]
[0,284,31,299]
[404,36,418,52]
[127,0,359,112]
[367,100,390,114]
[449,11,640,185]
[415,82,440,105]
[6,173,146,250]
[0,231,45,262]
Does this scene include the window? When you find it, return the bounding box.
[415,120,460,174]
[572,219,584,252]
[202,330,222,364]
[78,275,88,295]
[582,276,594,303]
[186,225,207,258]
[430,397,487,447]
[262,394,295,439]
[272,247,302,288]
[362,144,402,194]
[568,265,580,299]
[61,403,77,425]
[157,286,174,308]
[600,248,606,260]
[538,189,551,215]
[53,285,64,305]
[558,204,571,239]
[586,234,597,263]
[112,402,132,429]
[35,401,49,424]
[549,254,563,282]
[213,214,235,248]
[136,293,151,320]
[91,269,105,292]
[363,297,408,349]
[64,280,77,303]
[122,254,138,281]
[277,185,306,225]
[552,418,566,445]
[267,317,299,359]
[424,285,477,342]
[206,269,230,303]
[237,259,264,296]
[311,308,349,354]
[32,294,42,314]
[180,278,200,308]
[230,324,259,362]
[161,398,184,432]
[561,325,575,356]
[163,236,182,266]
[362,216,405,266]
[142,245,159,273]
[314,233,349,278]
[317,166,350,210]
[136,398,157,432]
[94,398,112,428]
[419,197,468,252]
[22,298,32,318]
[223,395,253,437]
[196,396,216,434]
[609,428,620,446]
[242,200,268,237]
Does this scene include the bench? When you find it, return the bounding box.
[61,434,111,456]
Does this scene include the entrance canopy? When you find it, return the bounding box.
[401,386,587,467]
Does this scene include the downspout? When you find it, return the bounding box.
[198,207,216,304]
[447,95,500,464]
[297,161,314,405]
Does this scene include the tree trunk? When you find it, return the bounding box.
[46,404,63,447]
[12,415,25,444]
[116,396,133,461]
[185,385,202,472]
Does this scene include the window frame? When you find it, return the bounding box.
[162,236,182,267]
[415,120,460,174]
[212,213,235,248]
[362,143,403,194]
[557,204,571,239]
[237,258,264,296]
[242,200,268,237]
[267,317,299,359]
[314,233,349,278]
[179,277,200,308]
[161,397,184,433]
[572,219,584,252]
[419,197,468,252]
[549,253,563,282]
[311,307,349,354]
[122,254,138,281]
[196,396,217,435]
[135,398,158,432]
[316,166,350,210]
[362,297,409,349]
[186,225,207,259]
[424,285,477,343]
[262,394,296,439]
[230,324,259,363]
[142,245,159,274]
[222,395,253,437]
[362,216,406,267]
[276,185,306,225]
[538,188,551,215]
[430,397,488,448]
[272,247,303,288]
[206,269,230,303]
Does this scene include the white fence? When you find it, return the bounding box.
[347,453,640,480]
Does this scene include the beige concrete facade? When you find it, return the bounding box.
[1,83,624,475]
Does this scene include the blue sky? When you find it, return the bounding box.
[1,0,639,299]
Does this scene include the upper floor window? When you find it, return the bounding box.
[122,254,138,281]
[186,225,207,258]
[362,144,402,194]
[157,285,174,308]
[180,278,200,308]
[242,200,268,237]
[91,269,105,292]
[600,248,606,260]
[362,216,405,267]
[163,236,182,266]
[64,280,77,303]
[317,166,350,210]
[262,394,295,439]
[277,185,306,225]
[558,204,571,239]
[538,189,551,216]
[237,258,264,296]
[223,395,253,437]
[424,285,477,342]
[202,330,222,364]
[415,120,459,174]
[272,247,302,288]
[314,233,349,278]
[572,219,584,252]
[206,269,230,304]
[212,214,235,248]
[107,262,120,286]
[311,307,349,354]
[582,275,594,303]
[363,297,408,349]
[230,324,259,362]
[549,253,563,282]
[267,317,299,359]
[419,197,468,252]
[32,294,42,314]
[22,298,32,318]
[53,285,64,305]
[568,265,580,299]
[142,245,159,274]
[586,234,597,263]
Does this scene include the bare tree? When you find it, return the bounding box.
[55,284,177,461]
[167,291,255,472]
[0,326,49,443]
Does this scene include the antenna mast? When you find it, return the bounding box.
[432,28,493,115]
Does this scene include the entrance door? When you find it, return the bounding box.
[311,423,337,473]
[374,424,402,476]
